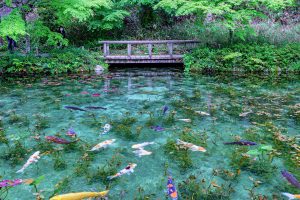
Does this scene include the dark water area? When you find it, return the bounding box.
[0,68,299,199]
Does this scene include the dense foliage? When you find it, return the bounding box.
[184,43,300,73]
[0,48,105,75]
[0,0,299,75]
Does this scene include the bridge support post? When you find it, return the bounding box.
[148,44,152,59]
[127,44,132,58]
[103,43,110,57]
[167,43,173,58]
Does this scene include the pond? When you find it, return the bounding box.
[0,68,299,200]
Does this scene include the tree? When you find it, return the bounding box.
[154,0,295,42]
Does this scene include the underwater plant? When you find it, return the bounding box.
[51,177,70,198]
[178,175,235,199]
[163,111,176,125]
[4,140,27,166]
[246,146,278,178]
[164,139,193,171]
[53,152,67,171]
[74,153,95,177]
[134,186,156,200]
[0,129,9,147]
[34,114,49,131]
[86,153,123,185]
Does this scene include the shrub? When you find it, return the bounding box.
[184,43,300,73]
[0,48,107,75]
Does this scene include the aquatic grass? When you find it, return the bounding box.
[53,152,67,171]
[191,88,202,101]
[3,140,27,166]
[164,139,193,171]
[74,153,95,177]
[229,146,251,170]
[34,114,50,130]
[114,124,139,140]
[0,129,9,147]
[134,187,156,200]
[86,153,122,185]
[178,175,234,200]
[163,111,176,125]
[179,128,208,147]
[51,177,71,198]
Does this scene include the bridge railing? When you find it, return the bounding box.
[98,40,200,59]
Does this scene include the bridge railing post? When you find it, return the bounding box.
[127,43,132,58]
[148,43,152,59]
[167,42,173,58]
[103,43,110,57]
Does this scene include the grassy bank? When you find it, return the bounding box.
[0,48,107,76]
[184,43,300,73]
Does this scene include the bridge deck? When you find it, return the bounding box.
[99,40,199,64]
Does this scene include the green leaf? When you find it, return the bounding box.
[30,175,45,186]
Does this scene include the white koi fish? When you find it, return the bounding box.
[133,149,152,157]
[131,142,155,149]
[89,139,116,151]
[282,193,300,200]
[178,119,191,123]
[176,139,206,152]
[16,151,41,173]
[107,163,137,180]
[195,111,210,116]
[100,124,111,135]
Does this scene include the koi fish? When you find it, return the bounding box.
[162,105,169,115]
[195,111,210,116]
[101,124,111,135]
[178,119,191,123]
[66,128,77,137]
[85,106,107,110]
[167,175,178,200]
[89,139,116,151]
[92,93,101,97]
[239,111,253,117]
[131,142,155,149]
[282,193,300,200]
[176,139,206,152]
[0,179,23,188]
[50,190,109,200]
[64,106,86,111]
[16,151,41,173]
[281,170,300,189]
[45,136,75,144]
[224,140,257,146]
[151,125,165,132]
[108,163,137,180]
[133,149,152,157]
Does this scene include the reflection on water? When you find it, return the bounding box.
[0,68,299,200]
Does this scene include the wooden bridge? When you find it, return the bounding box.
[99,40,200,64]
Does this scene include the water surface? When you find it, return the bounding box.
[0,68,299,199]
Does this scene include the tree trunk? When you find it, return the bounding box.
[229,29,233,44]
[25,34,31,53]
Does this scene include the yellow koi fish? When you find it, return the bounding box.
[282,193,300,200]
[176,139,206,152]
[50,190,109,200]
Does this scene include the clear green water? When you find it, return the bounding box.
[0,68,299,200]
